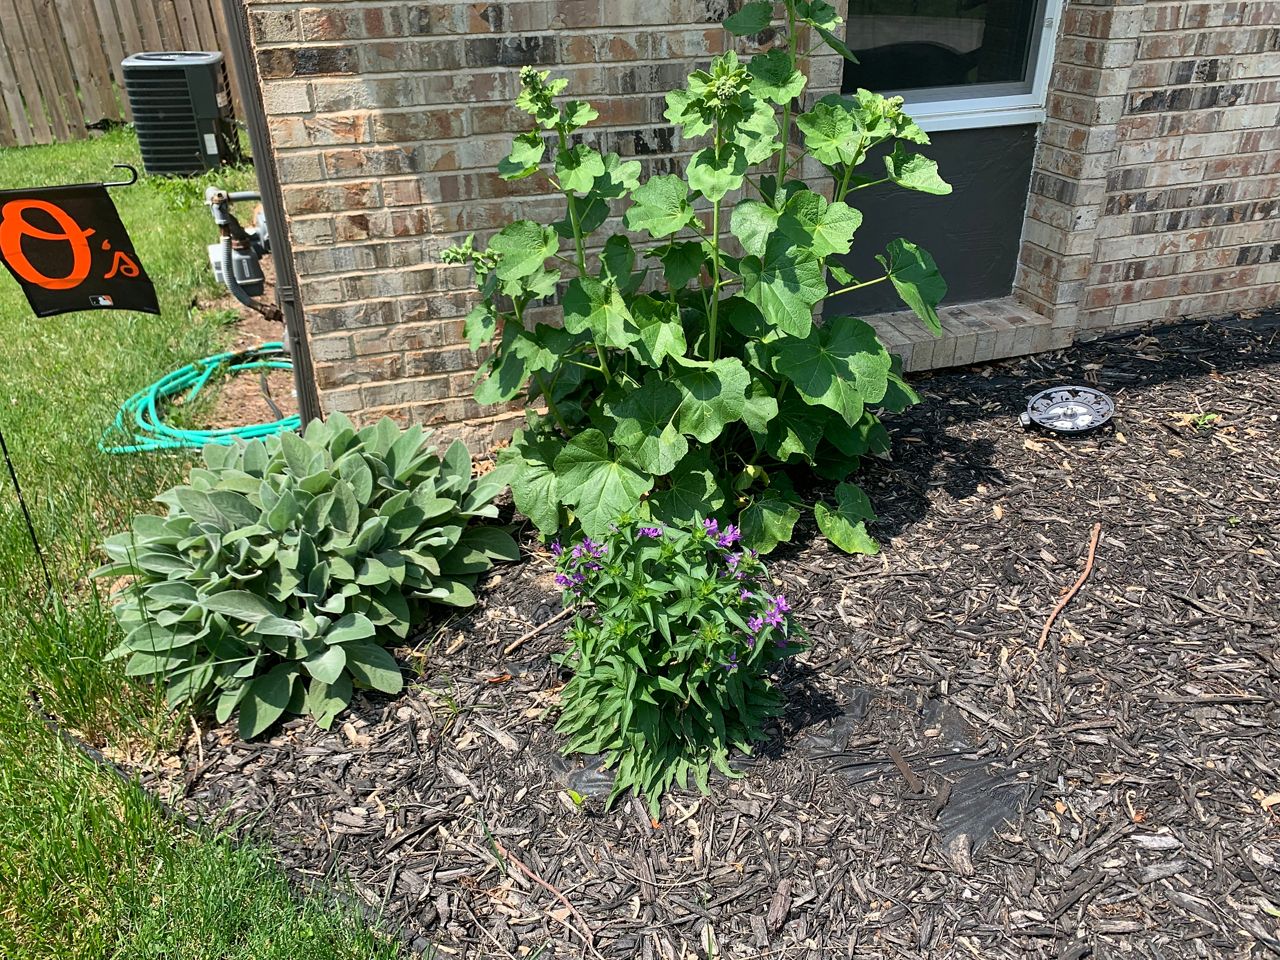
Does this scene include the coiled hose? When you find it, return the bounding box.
[99,342,300,454]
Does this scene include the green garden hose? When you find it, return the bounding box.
[99,342,300,454]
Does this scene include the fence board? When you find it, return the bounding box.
[111,0,147,61]
[173,0,202,49]
[32,0,88,138]
[89,0,130,119]
[156,0,183,49]
[0,0,36,144]
[57,0,120,124]
[190,0,219,51]
[11,0,73,140]
[0,0,243,146]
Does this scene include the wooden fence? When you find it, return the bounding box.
[0,0,242,147]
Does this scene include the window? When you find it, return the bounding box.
[841,0,1063,131]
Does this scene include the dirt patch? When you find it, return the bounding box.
[197,264,298,431]
[142,314,1280,959]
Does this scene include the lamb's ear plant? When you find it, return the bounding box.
[444,0,949,555]
[93,414,517,739]
[552,518,802,816]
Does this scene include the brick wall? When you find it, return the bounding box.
[1016,0,1280,338]
[244,0,847,447]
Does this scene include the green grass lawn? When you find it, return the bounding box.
[0,128,395,959]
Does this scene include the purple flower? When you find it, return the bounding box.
[726,552,740,570]
[554,573,572,588]
[703,518,719,536]
[747,615,764,634]
[550,540,563,557]
[773,594,791,613]
[638,526,663,539]
[722,652,738,672]
[764,607,785,628]
[745,634,756,649]
[717,524,741,548]
[740,589,752,601]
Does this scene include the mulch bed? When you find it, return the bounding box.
[150,313,1280,959]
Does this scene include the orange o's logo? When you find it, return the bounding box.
[0,199,96,290]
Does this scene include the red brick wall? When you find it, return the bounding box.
[1016,0,1280,338]
[244,0,847,444]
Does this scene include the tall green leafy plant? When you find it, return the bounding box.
[93,415,516,738]
[444,0,949,555]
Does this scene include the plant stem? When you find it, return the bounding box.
[534,373,570,432]
[776,0,799,183]
[705,114,728,362]
[708,196,721,361]
[829,274,889,297]
[514,295,570,431]
[557,123,611,385]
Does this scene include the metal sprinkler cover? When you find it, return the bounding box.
[1019,385,1114,434]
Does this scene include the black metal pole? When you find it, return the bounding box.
[220,0,324,428]
[0,423,53,592]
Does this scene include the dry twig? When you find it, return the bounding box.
[502,606,573,655]
[1038,522,1103,649]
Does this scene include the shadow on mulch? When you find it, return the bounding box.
[135,313,1280,960]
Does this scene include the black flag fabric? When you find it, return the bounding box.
[0,183,159,317]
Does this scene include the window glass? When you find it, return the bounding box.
[842,0,1043,99]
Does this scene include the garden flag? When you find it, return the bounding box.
[0,183,159,317]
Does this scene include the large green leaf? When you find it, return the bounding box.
[722,0,773,35]
[815,481,879,555]
[655,241,706,290]
[607,378,688,477]
[629,295,687,367]
[563,277,637,349]
[772,316,891,425]
[501,432,562,535]
[345,642,404,695]
[489,221,559,281]
[552,429,653,538]
[303,644,347,685]
[304,674,353,729]
[763,392,825,462]
[670,357,750,443]
[878,239,946,334]
[733,95,783,166]
[730,200,779,259]
[498,131,545,180]
[795,100,860,166]
[688,144,748,202]
[879,354,920,413]
[202,590,280,625]
[777,191,862,258]
[748,49,806,104]
[555,144,606,193]
[739,493,800,554]
[740,235,825,338]
[624,175,698,239]
[239,662,298,739]
[649,452,724,527]
[740,378,779,435]
[884,144,952,195]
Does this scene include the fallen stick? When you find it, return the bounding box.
[502,606,573,656]
[492,837,600,958]
[1038,522,1103,649]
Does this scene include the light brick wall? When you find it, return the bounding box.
[244,0,847,446]
[1016,0,1280,338]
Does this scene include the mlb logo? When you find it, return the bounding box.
[89,295,114,307]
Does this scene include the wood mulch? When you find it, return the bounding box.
[145,313,1280,959]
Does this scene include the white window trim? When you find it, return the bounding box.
[884,0,1065,133]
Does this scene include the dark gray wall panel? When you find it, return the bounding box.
[823,124,1038,319]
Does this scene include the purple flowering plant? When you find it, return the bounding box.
[552,516,803,816]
